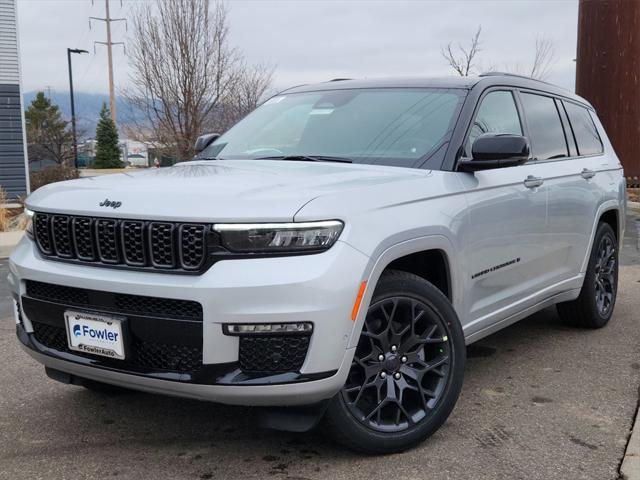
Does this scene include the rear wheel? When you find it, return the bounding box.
[557,222,618,328]
[323,270,465,454]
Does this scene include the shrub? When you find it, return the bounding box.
[30,165,79,192]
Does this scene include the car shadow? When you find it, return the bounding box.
[42,306,570,454]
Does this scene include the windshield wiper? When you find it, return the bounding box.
[256,155,352,163]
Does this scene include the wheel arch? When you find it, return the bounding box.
[580,201,622,273]
[348,235,460,349]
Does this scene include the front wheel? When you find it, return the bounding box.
[323,270,465,454]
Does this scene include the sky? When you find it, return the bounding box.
[16,0,579,97]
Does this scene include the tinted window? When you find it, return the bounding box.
[465,90,522,155]
[520,93,568,160]
[564,102,603,156]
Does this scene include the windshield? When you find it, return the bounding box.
[200,87,466,168]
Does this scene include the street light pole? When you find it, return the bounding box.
[67,48,88,168]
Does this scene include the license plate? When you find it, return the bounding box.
[65,310,125,360]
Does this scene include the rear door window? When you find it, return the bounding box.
[520,92,568,160]
[563,101,603,156]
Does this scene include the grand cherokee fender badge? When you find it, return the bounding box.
[99,199,122,209]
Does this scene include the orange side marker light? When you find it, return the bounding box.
[351,281,367,321]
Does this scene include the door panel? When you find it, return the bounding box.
[459,164,548,333]
[543,157,603,283]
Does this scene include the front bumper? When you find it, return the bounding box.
[8,237,370,406]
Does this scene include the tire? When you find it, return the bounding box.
[81,379,131,395]
[556,222,619,329]
[323,270,466,454]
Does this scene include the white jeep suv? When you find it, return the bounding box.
[9,74,626,453]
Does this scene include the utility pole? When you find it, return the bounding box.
[90,0,125,125]
[67,48,89,168]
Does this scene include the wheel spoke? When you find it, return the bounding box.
[593,233,617,316]
[341,295,454,433]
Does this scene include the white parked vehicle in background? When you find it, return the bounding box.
[9,74,625,453]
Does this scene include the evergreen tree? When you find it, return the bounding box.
[93,103,122,168]
[24,92,74,165]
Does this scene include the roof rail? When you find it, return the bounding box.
[327,78,352,82]
[479,71,554,86]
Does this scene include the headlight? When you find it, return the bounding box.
[214,220,343,253]
[24,208,34,240]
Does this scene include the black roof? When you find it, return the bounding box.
[283,74,592,109]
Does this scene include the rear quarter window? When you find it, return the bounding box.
[563,101,604,156]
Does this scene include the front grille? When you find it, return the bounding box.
[26,280,203,321]
[31,321,202,373]
[33,212,210,273]
[239,335,310,373]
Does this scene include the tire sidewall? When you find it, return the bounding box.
[325,271,465,453]
[584,223,619,325]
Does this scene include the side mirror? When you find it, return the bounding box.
[458,134,530,172]
[194,133,220,154]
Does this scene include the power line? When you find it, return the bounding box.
[89,0,126,125]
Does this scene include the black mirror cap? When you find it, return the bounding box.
[194,133,220,154]
[472,133,530,161]
[458,134,530,172]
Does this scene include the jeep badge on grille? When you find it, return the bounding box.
[99,199,122,209]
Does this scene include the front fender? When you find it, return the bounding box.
[347,234,461,349]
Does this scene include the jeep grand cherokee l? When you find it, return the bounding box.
[8,74,626,453]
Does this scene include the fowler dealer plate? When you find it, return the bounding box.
[64,310,125,360]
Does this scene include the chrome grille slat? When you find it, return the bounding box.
[32,212,208,273]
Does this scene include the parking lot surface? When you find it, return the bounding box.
[1,212,638,480]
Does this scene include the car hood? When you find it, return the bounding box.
[26,160,428,222]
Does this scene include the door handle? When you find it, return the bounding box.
[524,175,544,189]
[581,168,596,180]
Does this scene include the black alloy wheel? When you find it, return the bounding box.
[342,296,451,432]
[323,270,465,454]
[556,222,618,329]
[593,233,616,317]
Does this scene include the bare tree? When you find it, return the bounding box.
[441,28,556,81]
[529,35,556,80]
[124,0,273,161]
[207,63,275,133]
[441,26,482,76]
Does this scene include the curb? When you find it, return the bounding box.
[621,406,640,480]
[0,231,24,259]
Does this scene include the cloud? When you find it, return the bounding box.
[17,0,578,96]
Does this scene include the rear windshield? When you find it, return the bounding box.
[200,88,467,169]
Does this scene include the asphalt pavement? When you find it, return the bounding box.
[0,212,638,480]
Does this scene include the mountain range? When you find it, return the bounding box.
[23,90,141,138]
